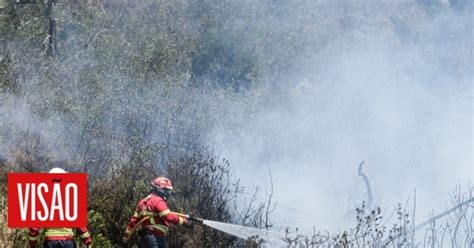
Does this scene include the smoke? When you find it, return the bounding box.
[208,1,472,232]
[0,1,230,172]
[0,94,74,165]
[0,0,471,235]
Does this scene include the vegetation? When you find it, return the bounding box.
[0,0,472,247]
[279,184,473,247]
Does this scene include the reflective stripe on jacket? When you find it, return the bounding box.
[28,227,92,245]
[125,193,186,237]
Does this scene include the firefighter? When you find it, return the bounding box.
[28,168,92,248]
[123,176,188,248]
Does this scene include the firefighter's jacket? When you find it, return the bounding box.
[28,227,91,247]
[125,193,185,237]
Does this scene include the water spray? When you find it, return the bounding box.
[173,213,286,246]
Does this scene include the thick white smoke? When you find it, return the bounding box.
[208,1,472,232]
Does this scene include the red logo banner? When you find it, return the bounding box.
[7,173,87,228]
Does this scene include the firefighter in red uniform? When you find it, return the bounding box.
[122,176,187,248]
[28,168,92,248]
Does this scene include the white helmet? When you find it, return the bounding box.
[49,167,66,174]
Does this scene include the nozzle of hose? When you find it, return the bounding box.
[174,212,204,223]
[187,214,204,223]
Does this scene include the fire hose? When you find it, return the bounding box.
[174,212,204,223]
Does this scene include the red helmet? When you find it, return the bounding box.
[151,176,173,190]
